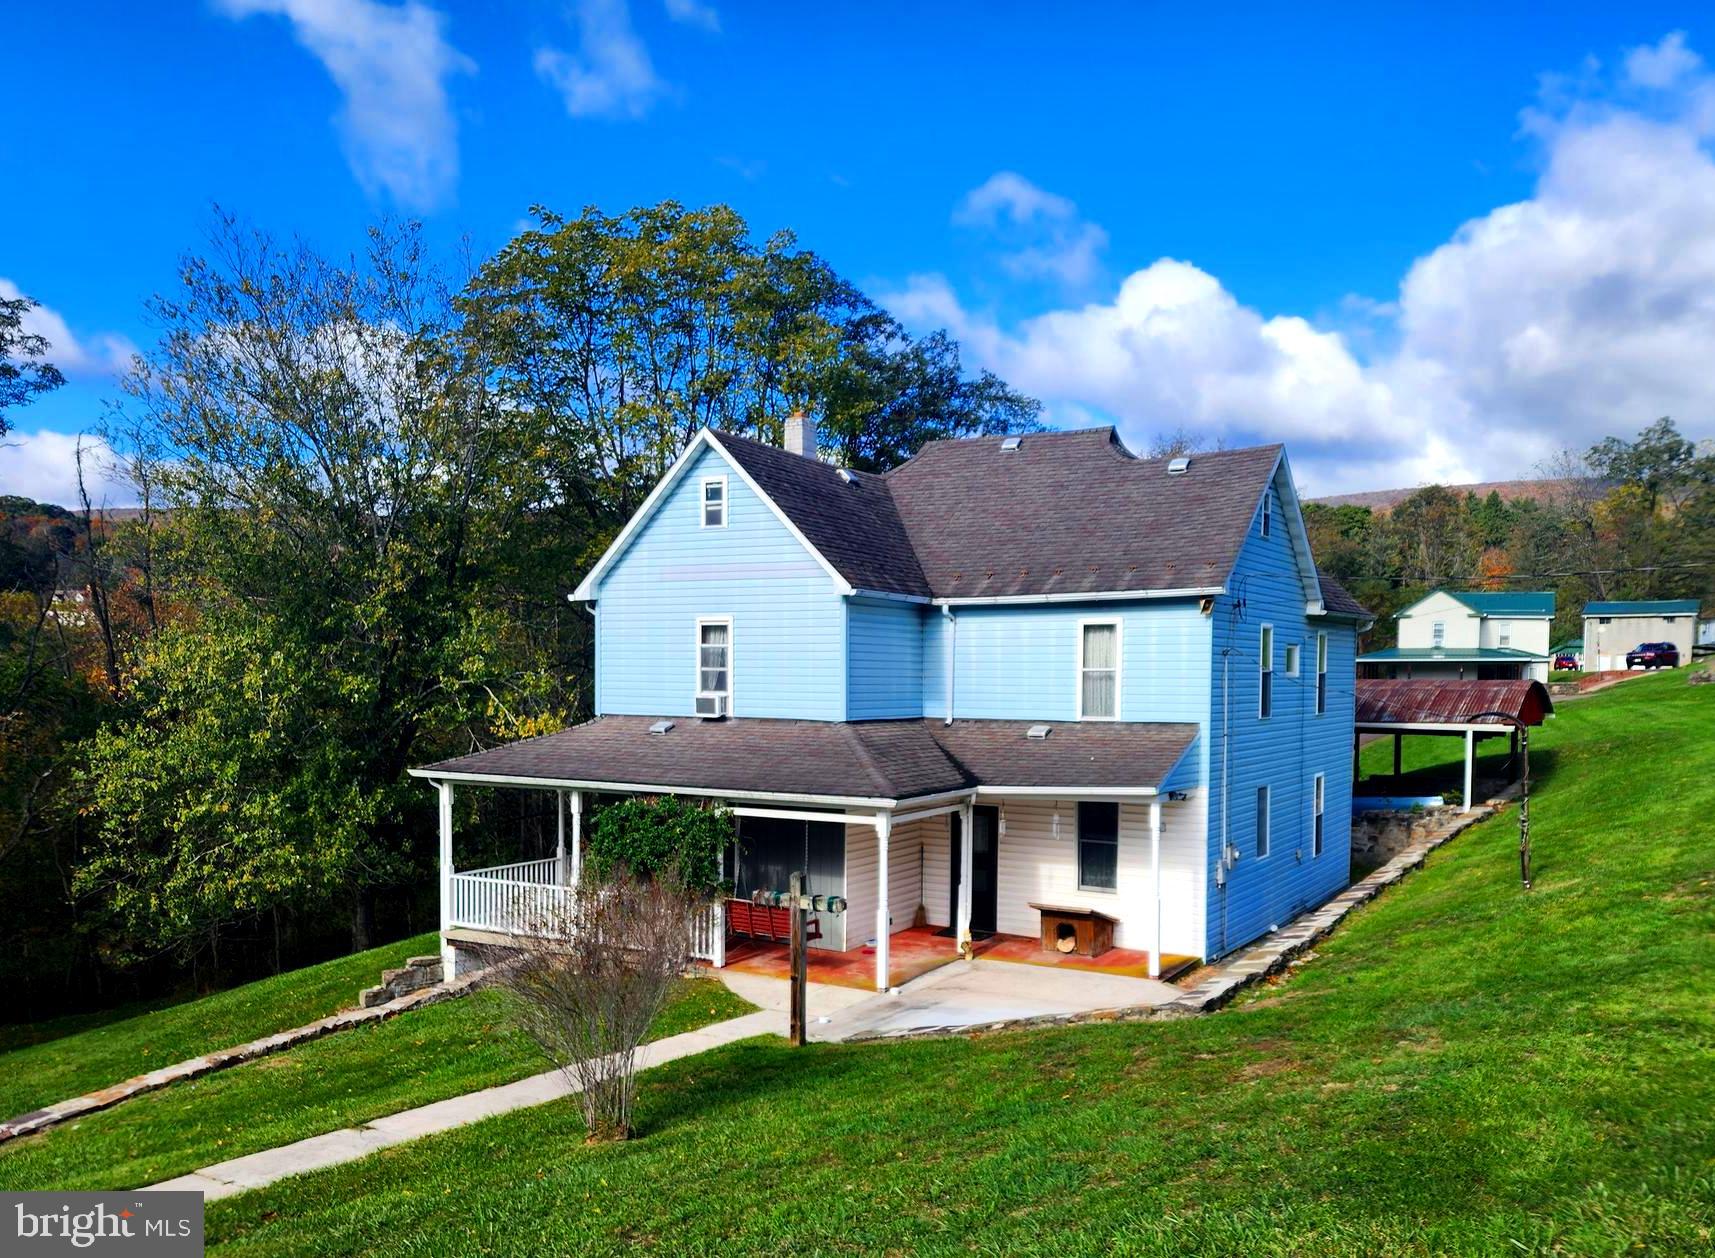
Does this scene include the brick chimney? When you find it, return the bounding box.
[784,411,818,460]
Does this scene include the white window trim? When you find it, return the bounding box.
[1256,783,1271,859]
[700,475,728,529]
[1258,623,1274,719]
[695,615,734,713]
[1284,642,1301,677]
[1431,620,1445,647]
[1312,773,1325,857]
[1315,631,1328,716]
[1075,618,1122,721]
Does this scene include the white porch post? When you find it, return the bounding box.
[874,811,892,993]
[568,789,583,885]
[955,799,974,951]
[554,789,567,884]
[438,780,455,980]
[1462,728,1475,814]
[1148,798,1163,979]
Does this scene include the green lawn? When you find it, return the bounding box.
[0,932,442,1120]
[198,670,1713,1255]
[0,977,751,1193]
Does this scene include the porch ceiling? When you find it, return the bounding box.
[413,716,1198,803]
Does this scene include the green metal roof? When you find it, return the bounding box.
[1358,646,1550,662]
[1550,640,1582,655]
[1583,600,1701,616]
[1444,590,1556,617]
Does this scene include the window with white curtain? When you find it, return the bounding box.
[697,619,730,705]
[1078,621,1119,720]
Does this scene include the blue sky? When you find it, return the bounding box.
[6,3,1715,503]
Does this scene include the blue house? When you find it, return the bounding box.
[415,418,1371,990]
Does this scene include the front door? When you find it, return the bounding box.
[950,806,999,936]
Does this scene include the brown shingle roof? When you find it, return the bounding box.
[883,430,1282,599]
[1316,571,1371,618]
[420,716,1197,801]
[1355,680,1553,727]
[705,427,1286,602]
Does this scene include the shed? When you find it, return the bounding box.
[1355,680,1553,812]
[1582,600,1700,671]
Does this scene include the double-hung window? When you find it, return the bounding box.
[1315,632,1328,715]
[1431,621,1445,648]
[701,476,727,528]
[1259,624,1274,719]
[1077,802,1119,891]
[1498,622,1511,648]
[696,618,731,716]
[1078,621,1120,720]
[1256,785,1271,858]
[1312,774,1326,857]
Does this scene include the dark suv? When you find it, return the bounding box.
[1626,642,1680,669]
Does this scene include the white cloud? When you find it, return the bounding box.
[954,172,1109,287]
[1625,30,1700,89]
[663,0,719,34]
[216,0,473,210]
[889,38,1715,495]
[0,430,131,509]
[0,280,136,379]
[536,0,666,120]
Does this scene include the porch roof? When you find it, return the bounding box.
[413,716,1198,805]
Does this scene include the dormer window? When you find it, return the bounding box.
[701,477,727,528]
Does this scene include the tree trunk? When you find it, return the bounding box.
[350,888,374,952]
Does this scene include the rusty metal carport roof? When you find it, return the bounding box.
[1356,679,1553,729]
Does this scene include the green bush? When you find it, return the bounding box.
[585,796,729,893]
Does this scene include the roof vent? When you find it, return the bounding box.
[837,468,857,485]
[1026,723,1051,739]
[1167,456,1191,475]
[648,720,675,736]
[1001,436,1023,452]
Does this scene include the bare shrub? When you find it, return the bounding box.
[499,864,711,1140]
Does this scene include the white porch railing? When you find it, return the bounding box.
[447,857,727,964]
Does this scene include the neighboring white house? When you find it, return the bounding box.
[1582,600,1700,671]
[1359,590,1555,683]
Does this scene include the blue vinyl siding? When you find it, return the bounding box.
[1204,472,1356,957]
[593,446,846,719]
[847,598,926,719]
[940,601,1212,725]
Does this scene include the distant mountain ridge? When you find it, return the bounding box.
[1309,477,1588,511]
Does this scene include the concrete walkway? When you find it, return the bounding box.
[143,1008,779,1202]
[821,959,1179,1041]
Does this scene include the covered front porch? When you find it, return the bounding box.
[411,714,1204,993]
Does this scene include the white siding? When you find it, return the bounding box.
[982,795,1204,956]
[841,818,932,950]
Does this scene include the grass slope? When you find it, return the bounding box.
[0,932,440,1120]
[205,671,1714,1256]
[0,979,752,1192]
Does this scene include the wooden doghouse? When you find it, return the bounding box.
[1030,903,1118,958]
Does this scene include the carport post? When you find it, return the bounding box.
[1462,728,1475,813]
[1148,798,1163,979]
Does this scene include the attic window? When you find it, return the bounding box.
[1001,436,1023,452]
[1168,456,1191,475]
[648,720,675,736]
[1026,723,1051,739]
[701,476,727,528]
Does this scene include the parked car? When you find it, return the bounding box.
[1553,652,1580,671]
[1626,642,1680,669]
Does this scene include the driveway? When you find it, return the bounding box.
[809,958,1180,1042]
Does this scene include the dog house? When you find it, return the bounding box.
[1031,903,1118,958]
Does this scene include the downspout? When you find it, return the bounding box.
[1219,649,1231,954]
[942,604,956,725]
